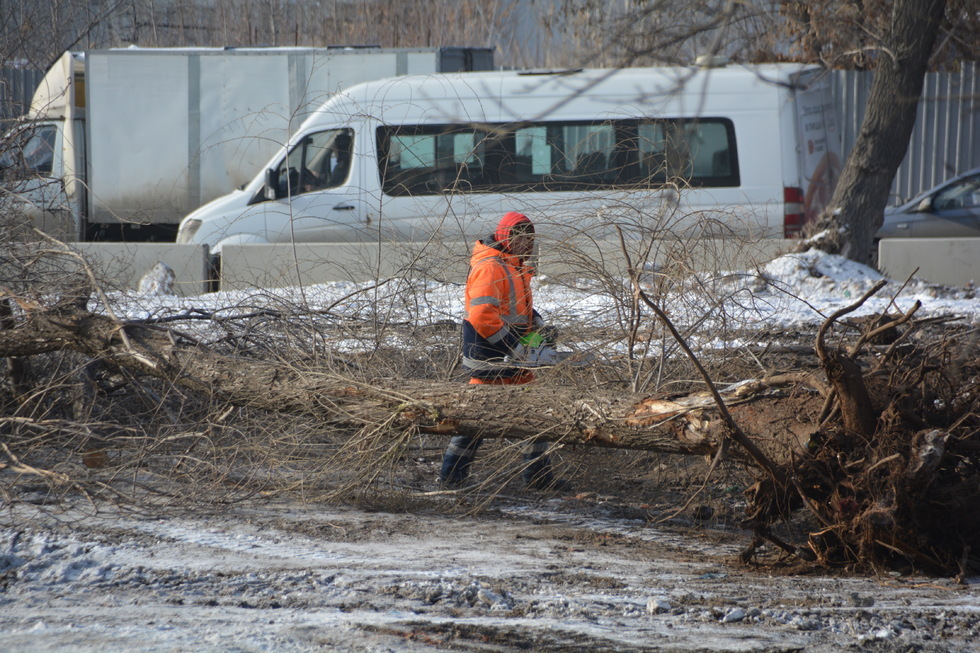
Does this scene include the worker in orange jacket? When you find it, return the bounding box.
[439,212,569,490]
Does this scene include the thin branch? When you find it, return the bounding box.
[616,226,786,484]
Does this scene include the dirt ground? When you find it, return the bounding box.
[2,447,978,653]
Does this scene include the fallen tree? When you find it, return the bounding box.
[1,276,977,577]
[0,297,795,457]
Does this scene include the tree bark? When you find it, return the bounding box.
[0,298,31,401]
[819,351,878,436]
[819,0,946,263]
[0,308,754,456]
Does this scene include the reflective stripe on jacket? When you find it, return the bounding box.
[461,239,538,379]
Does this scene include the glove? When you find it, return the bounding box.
[520,326,559,348]
[520,331,546,348]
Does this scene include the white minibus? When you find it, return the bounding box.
[177,63,840,253]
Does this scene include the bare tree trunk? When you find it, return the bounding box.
[818,351,877,436]
[818,0,946,264]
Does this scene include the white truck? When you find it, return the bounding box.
[0,46,492,242]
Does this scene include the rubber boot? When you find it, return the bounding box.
[522,451,573,492]
[440,435,481,488]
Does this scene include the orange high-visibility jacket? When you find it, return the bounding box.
[461,240,540,379]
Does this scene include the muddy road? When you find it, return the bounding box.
[1,491,977,652]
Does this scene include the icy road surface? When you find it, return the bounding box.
[1,497,977,652]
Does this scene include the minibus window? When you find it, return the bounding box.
[638,119,739,188]
[639,121,691,183]
[378,118,737,196]
[690,122,733,178]
[379,126,487,195]
[555,123,615,186]
[271,128,353,198]
[394,135,435,168]
[516,127,550,176]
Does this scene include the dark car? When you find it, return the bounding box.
[876,167,980,239]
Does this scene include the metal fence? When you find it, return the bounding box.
[832,61,979,205]
[0,65,43,128]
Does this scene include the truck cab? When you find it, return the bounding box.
[0,120,80,240]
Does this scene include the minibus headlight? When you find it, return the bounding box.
[176,219,202,244]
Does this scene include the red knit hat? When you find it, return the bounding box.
[494,212,533,252]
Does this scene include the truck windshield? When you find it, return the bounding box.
[0,125,57,178]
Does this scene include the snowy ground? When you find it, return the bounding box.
[2,249,978,651]
[112,248,980,342]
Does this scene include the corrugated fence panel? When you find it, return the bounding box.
[0,66,44,127]
[832,62,980,205]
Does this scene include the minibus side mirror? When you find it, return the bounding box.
[264,168,280,200]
